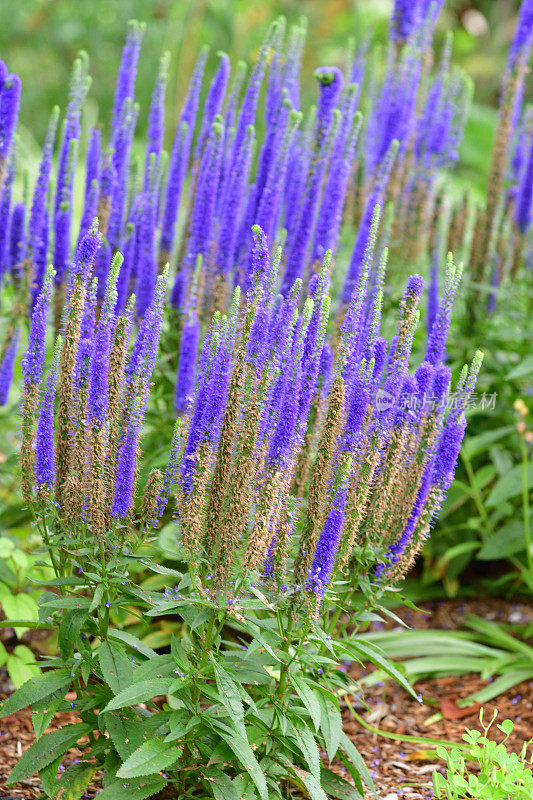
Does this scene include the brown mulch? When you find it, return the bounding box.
[1,599,532,799]
[344,598,533,799]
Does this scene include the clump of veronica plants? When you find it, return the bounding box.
[1,1,531,797]
[1,208,482,798]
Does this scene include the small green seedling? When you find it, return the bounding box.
[433,708,533,799]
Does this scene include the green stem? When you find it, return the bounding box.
[346,698,468,751]
[462,453,495,538]
[277,613,294,702]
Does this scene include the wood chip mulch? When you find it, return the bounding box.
[1,598,532,799]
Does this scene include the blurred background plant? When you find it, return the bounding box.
[0,0,525,193]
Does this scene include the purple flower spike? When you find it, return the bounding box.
[112,21,145,136]
[136,163,160,318]
[160,48,207,256]
[145,52,169,184]
[308,465,350,594]
[35,336,61,484]
[22,266,54,387]
[319,342,334,398]
[414,362,433,408]
[0,328,19,406]
[175,310,200,414]
[432,414,467,492]
[72,222,102,283]
[111,407,143,518]
[314,67,344,147]
[508,0,533,73]
[515,133,533,234]
[196,52,230,159]
[431,364,451,410]
[0,154,14,283]
[8,201,25,282]
[88,253,121,427]
[0,73,21,161]
[28,107,59,302]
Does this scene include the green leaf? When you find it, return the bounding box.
[32,691,63,739]
[462,426,515,459]
[289,720,321,780]
[6,723,91,785]
[318,695,343,763]
[105,708,152,760]
[486,462,533,507]
[54,761,99,800]
[290,675,321,732]
[39,752,64,796]
[320,767,364,800]
[39,596,91,611]
[58,608,88,660]
[477,520,528,560]
[117,738,180,778]
[94,776,167,800]
[99,639,135,694]
[0,668,71,719]
[507,355,533,380]
[342,638,418,700]
[89,584,104,613]
[340,732,376,797]
[211,658,246,736]
[108,628,158,659]
[1,593,38,635]
[203,768,243,800]
[102,677,171,712]
[289,766,328,800]
[211,720,268,800]
[0,640,7,667]
[6,645,40,688]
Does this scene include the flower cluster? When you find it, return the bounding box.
[0,0,479,406]
[20,223,173,542]
[162,220,482,606]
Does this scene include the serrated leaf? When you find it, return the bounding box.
[0,640,7,667]
[204,768,243,800]
[340,732,376,796]
[486,462,533,507]
[211,720,268,800]
[0,668,71,719]
[289,720,321,780]
[290,675,321,732]
[211,658,246,736]
[89,584,104,613]
[54,760,99,800]
[58,608,88,660]
[289,766,329,800]
[40,751,64,796]
[117,738,180,778]
[32,691,63,739]
[105,708,150,760]
[319,696,343,763]
[99,639,135,694]
[320,766,364,800]
[95,776,167,800]
[7,723,91,785]
[40,596,91,611]
[108,628,158,659]
[102,677,171,712]
[342,638,417,700]
[477,520,527,560]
